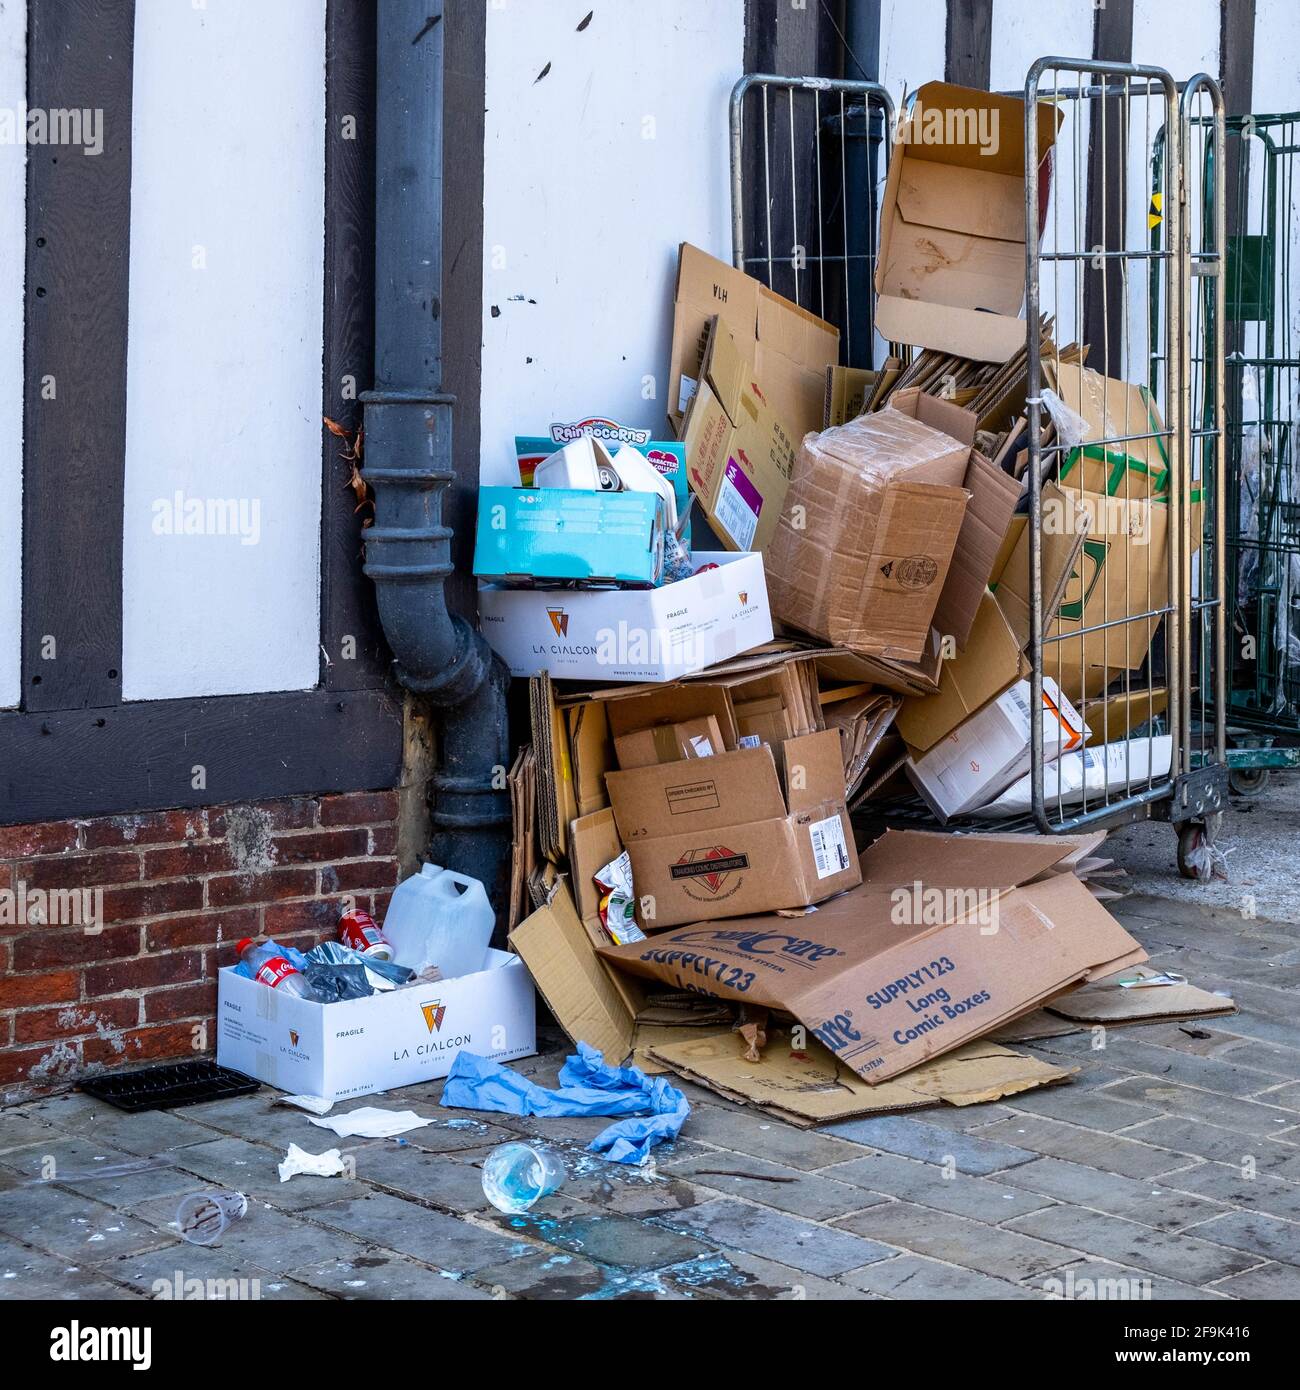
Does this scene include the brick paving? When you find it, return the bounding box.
[0,891,1296,1301]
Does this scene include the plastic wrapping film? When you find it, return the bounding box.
[769,405,969,654]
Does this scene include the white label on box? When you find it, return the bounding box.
[738,734,763,749]
[678,374,699,414]
[714,469,760,551]
[687,735,716,757]
[809,814,850,879]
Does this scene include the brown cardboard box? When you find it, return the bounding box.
[681,317,798,552]
[734,694,793,747]
[606,728,858,928]
[614,714,725,770]
[1046,362,1171,497]
[668,243,839,441]
[766,389,982,662]
[875,83,1062,362]
[895,589,1023,752]
[1082,686,1168,746]
[599,829,1147,1085]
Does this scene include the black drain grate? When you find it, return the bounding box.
[80,1059,261,1112]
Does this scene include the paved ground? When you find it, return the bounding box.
[1,880,1297,1301]
[1109,774,1300,921]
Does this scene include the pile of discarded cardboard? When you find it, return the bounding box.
[480,81,1214,1119]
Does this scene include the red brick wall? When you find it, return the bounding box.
[0,791,400,1101]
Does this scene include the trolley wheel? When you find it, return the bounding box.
[1177,814,1222,882]
[1229,766,1270,797]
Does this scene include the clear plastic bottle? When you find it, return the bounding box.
[381,864,495,979]
[235,938,321,1001]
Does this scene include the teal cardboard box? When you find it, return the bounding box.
[474,487,666,586]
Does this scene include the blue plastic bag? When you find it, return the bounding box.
[440,1042,689,1165]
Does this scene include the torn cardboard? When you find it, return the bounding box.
[647,1030,1076,1127]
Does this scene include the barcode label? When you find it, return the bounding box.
[1006,684,1032,720]
[738,734,762,749]
[808,814,850,879]
[714,470,759,551]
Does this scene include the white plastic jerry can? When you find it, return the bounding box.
[381,863,495,980]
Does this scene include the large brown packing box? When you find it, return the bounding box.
[766,388,1018,662]
[668,243,839,442]
[875,82,1062,363]
[599,829,1147,1085]
[606,727,859,928]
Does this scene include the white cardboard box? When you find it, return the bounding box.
[216,950,536,1102]
[478,550,773,683]
[906,676,1088,822]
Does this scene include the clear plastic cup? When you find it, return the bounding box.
[175,1190,248,1245]
[480,1143,566,1215]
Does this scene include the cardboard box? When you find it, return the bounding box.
[668,243,839,442]
[766,389,978,662]
[215,954,536,1102]
[606,727,859,928]
[875,82,1062,362]
[1047,363,1171,497]
[479,550,773,683]
[905,675,1088,822]
[1042,492,1171,701]
[682,317,798,552]
[896,590,1023,752]
[473,487,667,587]
[614,714,724,769]
[824,366,877,427]
[598,829,1147,1085]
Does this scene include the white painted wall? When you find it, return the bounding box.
[479,0,744,485]
[0,0,23,709]
[877,0,946,106]
[120,0,325,700]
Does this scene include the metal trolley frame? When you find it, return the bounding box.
[729,58,1230,877]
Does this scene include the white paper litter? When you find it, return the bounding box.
[278,1144,349,1183]
[274,1094,335,1115]
[307,1107,434,1139]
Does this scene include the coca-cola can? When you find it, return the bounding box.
[338,908,393,961]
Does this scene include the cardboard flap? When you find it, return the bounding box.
[780,729,848,812]
[877,295,1028,364]
[699,316,746,426]
[896,590,1022,751]
[902,82,1062,177]
[934,450,1023,647]
[894,160,1026,245]
[607,746,788,841]
[857,827,1075,893]
[606,685,739,750]
[509,884,636,1064]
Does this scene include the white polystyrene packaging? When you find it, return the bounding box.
[381,863,496,980]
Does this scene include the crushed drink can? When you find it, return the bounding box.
[338,908,393,961]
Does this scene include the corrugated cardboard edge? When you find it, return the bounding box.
[646,1032,1076,1127]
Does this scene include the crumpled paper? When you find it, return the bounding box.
[278,1143,348,1183]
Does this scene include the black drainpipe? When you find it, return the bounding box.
[361,2,512,908]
